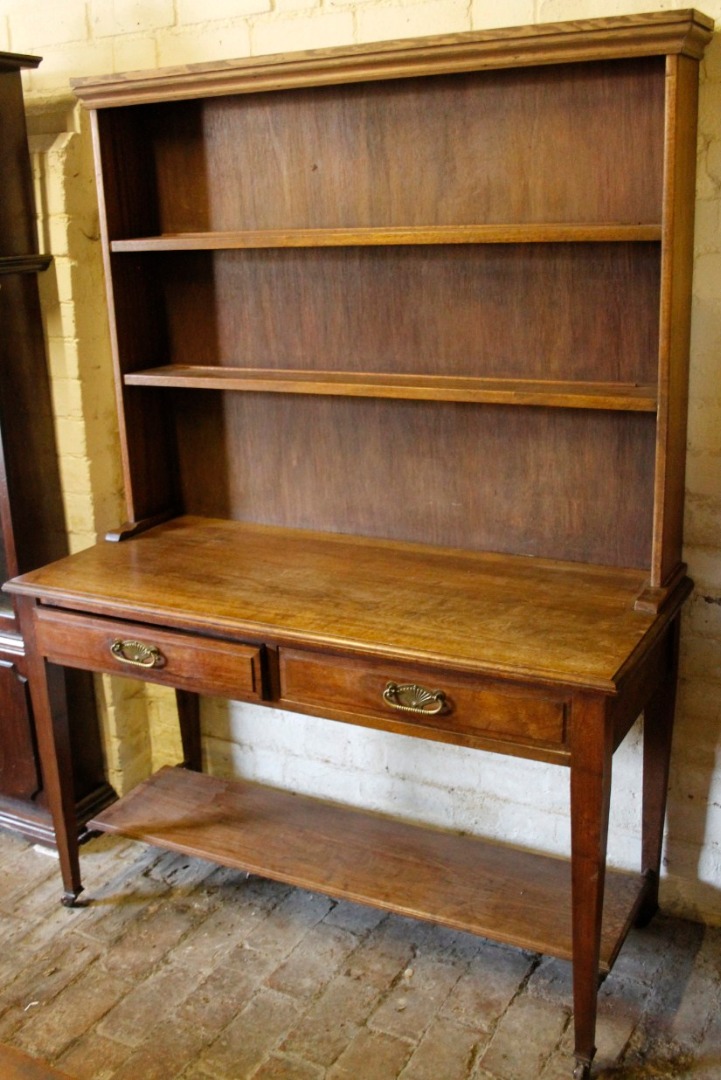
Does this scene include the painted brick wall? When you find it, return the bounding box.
[2,0,720,922]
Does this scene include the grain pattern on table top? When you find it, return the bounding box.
[6,516,676,690]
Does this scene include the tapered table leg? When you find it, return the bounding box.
[18,598,83,905]
[637,616,680,926]
[176,688,202,771]
[569,692,614,1079]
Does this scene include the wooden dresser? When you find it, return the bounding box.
[5,12,713,1077]
[0,51,112,845]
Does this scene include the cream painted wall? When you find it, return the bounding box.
[2,0,720,922]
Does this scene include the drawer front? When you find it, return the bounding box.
[34,607,263,701]
[279,649,566,749]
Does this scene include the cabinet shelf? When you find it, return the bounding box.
[124,366,658,411]
[110,223,662,252]
[89,765,647,974]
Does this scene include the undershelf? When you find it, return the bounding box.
[123,367,658,411]
[89,765,646,973]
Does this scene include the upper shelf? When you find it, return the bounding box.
[124,366,658,411]
[110,224,662,252]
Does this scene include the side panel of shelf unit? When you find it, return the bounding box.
[653,53,703,587]
[91,110,181,527]
[0,56,115,841]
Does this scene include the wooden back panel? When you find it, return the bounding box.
[173,393,655,567]
[105,58,665,235]
[158,244,660,382]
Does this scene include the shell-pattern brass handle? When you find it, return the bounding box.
[382,681,447,715]
[110,639,164,669]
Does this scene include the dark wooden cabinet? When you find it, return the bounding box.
[4,13,714,1077]
[0,51,113,845]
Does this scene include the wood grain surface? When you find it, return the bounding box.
[5,516,675,691]
[89,765,646,972]
[110,224,664,249]
[71,12,713,109]
[123,368,659,410]
[107,61,665,233]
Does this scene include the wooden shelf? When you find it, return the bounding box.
[110,224,662,252]
[123,367,658,411]
[88,765,646,973]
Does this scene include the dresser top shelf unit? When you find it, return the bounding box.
[66,9,707,595]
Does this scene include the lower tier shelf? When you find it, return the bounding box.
[89,766,644,973]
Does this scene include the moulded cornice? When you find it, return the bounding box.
[71,9,714,109]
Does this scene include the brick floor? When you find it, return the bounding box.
[0,828,720,1079]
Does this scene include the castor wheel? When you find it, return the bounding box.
[60,888,86,908]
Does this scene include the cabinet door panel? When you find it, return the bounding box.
[0,659,39,800]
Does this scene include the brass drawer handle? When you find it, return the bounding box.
[383,681,446,715]
[110,639,164,668]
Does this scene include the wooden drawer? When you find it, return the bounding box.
[278,649,566,751]
[34,607,263,701]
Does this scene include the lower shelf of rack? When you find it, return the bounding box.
[89,765,644,973]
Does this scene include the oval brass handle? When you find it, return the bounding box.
[110,639,164,669]
[382,681,447,715]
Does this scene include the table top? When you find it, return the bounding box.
[6,515,685,692]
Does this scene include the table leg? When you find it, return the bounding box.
[18,599,83,905]
[637,616,680,926]
[569,692,613,1078]
[176,688,202,771]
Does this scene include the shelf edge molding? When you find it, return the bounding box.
[123,367,659,412]
[109,224,663,251]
